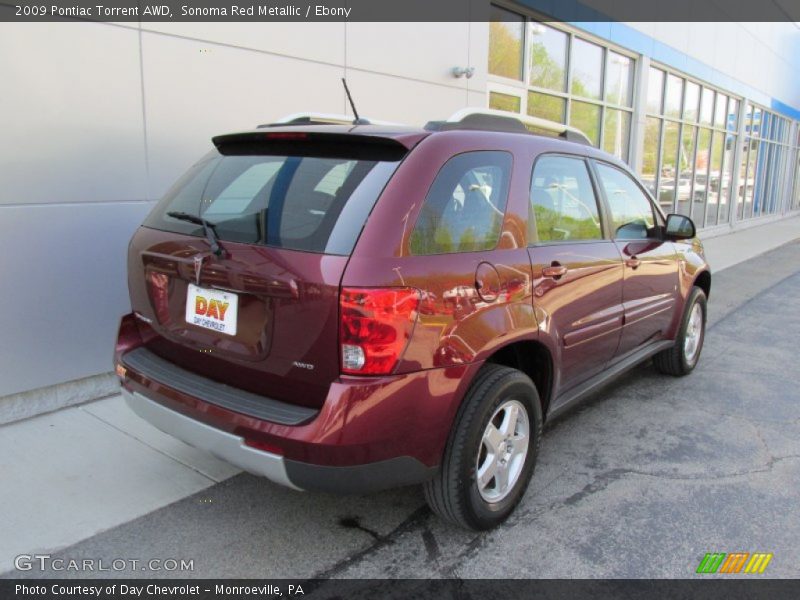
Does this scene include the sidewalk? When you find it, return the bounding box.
[1,214,798,575]
[699,214,800,271]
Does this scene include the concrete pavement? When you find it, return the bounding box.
[1,216,798,578]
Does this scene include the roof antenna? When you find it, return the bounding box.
[342,78,370,125]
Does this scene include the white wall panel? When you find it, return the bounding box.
[627,20,800,111]
[0,202,153,396]
[140,32,346,197]
[0,23,147,205]
[346,22,472,87]
[140,22,345,65]
[344,69,475,127]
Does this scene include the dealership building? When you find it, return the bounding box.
[1,5,799,415]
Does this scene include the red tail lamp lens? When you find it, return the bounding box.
[340,287,420,375]
[146,271,171,325]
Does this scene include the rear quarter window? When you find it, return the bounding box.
[409,151,512,255]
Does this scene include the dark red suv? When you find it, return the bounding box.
[115,109,710,530]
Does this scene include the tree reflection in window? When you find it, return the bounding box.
[595,163,656,240]
[410,152,512,255]
[530,156,603,243]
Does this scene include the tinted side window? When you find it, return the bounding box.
[595,163,657,240]
[410,151,511,254]
[530,156,602,243]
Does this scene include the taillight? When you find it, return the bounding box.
[340,287,420,375]
[146,271,171,325]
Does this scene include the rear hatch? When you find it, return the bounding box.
[126,130,417,408]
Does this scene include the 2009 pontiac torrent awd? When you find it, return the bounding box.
[115,109,710,530]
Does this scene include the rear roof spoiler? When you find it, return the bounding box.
[211,130,413,160]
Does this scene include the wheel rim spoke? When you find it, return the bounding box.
[500,403,519,437]
[484,424,504,454]
[477,454,499,489]
[683,303,703,363]
[476,399,531,503]
[494,462,510,493]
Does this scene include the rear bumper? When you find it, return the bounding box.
[123,389,435,493]
[123,388,298,489]
[117,341,482,493]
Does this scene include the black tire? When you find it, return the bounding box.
[653,286,707,376]
[424,364,543,531]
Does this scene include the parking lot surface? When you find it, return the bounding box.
[6,240,800,579]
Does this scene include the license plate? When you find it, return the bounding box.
[185,284,238,336]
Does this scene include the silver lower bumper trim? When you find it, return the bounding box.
[123,389,301,490]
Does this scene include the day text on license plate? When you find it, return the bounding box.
[185,284,238,336]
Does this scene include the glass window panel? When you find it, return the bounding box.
[529,156,603,243]
[646,67,664,115]
[700,88,714,126]
[606,52,633,107]
[744,103,754,134]
[659,121,680,213]
[753,140,769,216]
[761,112,771,142]
[684,81,700,122]
[706,131,725,226]
[744,138,759,218]
[665,74,683,119]
[751,106,763,139]
[529,22,568,92]
[488,7,524,80]
[570,38,603,100]
[793,152,800,210]
[692,128,712,226]
[527,91,565,123]
[777,118,788,144]
[714,94,727,129]
[766,144,782,214]
[676,125,697,216]
[595,163,656,239]
[569,101,601,146]
[602,109,631,160]
[727,98,739,132]
[489,91,521,113]
[642,117,662,197]
[719,132,737,224]
[737,141,750,219]
[410,151,512,254]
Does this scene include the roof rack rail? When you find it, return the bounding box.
[425,108,592,146]
[259,112,403,128]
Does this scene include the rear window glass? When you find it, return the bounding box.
[144,149,401,255]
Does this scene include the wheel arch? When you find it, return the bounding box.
[694,269,711,299]
[482,338,554,419]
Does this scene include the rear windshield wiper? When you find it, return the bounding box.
[167,211,223,256]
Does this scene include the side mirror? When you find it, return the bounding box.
[665,213,696,240]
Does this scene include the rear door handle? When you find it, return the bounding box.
[625,257,642,269]
[542,264,568,279]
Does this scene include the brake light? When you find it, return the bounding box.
[340,287,420,375]
[264,132,308,140]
